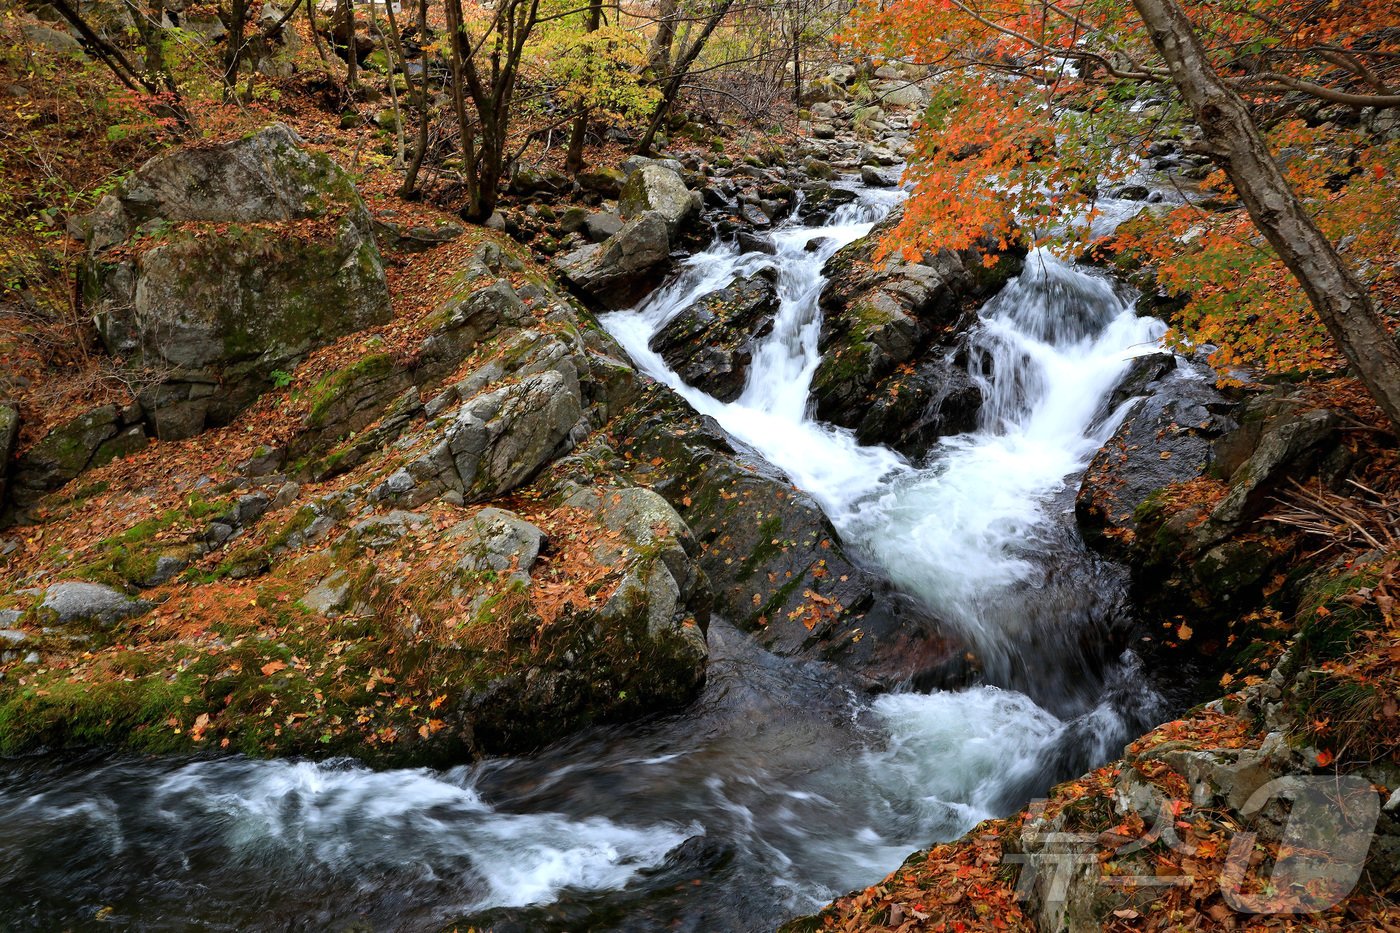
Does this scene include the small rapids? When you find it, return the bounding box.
[0,184,1179,931]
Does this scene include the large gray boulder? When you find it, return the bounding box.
[81,123,392,440]
[39,582,152,629]
[648,270,780,402]
[552,211,672,307]
[619,163,697,237]
[377,367,585,507]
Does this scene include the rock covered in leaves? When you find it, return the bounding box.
[80,123,392,440]
[648,269,780,402]
[810,207,1024,456]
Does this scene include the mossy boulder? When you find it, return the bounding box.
[619,163,698,238]
[82,124,392,440]
[6,404,148,513]
[809,207,1024,456]
[37,582,152,630]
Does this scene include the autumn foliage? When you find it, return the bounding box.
[842,0,1400,379]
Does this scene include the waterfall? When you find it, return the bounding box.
[603,190,1166,702]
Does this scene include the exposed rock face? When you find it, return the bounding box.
[648,270,780,401]
[552,211,673,307]
[449,370,585,501]
[1075,355,1237,552]
[449,507,545,584]
[810,208,1024,455]
[81,123,392,440]
[614,384,966,689]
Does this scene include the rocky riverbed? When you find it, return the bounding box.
[1,61,1394,933]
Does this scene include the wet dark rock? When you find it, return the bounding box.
[735,230,775,255]
[1111,183,1151,201]
[810,207,1024,455]
[649,270,780,402]
[795,185,858,224]
[613,384,968,689]
[859,164,899,187]
[1076,357,1236,554]
[851,356,983,455]
[1108,388,1353,643]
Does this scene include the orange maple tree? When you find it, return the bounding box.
[843,0,1400,380]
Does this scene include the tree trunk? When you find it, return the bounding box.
[646,0,677,76]
[224,0,248,95]
[339,0,358,88]
[637,0,735,154]
[789,0,801,107]
[566,0,603,174]
[1133,0,1400,431]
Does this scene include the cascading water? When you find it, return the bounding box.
[0,184,1178,932]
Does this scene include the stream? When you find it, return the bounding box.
[0,184,1180,931]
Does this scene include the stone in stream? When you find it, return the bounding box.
[1075,355,1237,555]
[810,206,1025,456]
[648,269,781,402]
[613,383,969,691]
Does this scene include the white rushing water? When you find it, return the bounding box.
[0,184,1177,932]
[602,187,1166,672]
